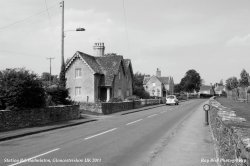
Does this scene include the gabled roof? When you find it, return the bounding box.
[96,55,124,86]
[143,76,171,85]
[214,85,225,91]
[158,77,170,85]
[200,85,212,91]
[65,51,103,74]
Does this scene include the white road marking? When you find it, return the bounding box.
[126,119,143,125]
[147,114,158,118]
[84,128,117,140]
[8,148,60,166]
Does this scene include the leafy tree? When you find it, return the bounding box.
[133,72,150,99]
[219,79,224,85]
[59,62,66,87]
[174,84,182,93]
[45,85,72,106]
[0,68,45,110]
[179,69,201,93]
[40,72,59,87]
[225,77,238,90]
[239,69,249,87]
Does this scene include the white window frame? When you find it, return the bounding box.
[75,68,82,78]
[75,87,81,96]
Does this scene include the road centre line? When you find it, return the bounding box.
[147,114,158,118]
[126,119,143,125]
[8,148,60,166]
[84,128,117,140]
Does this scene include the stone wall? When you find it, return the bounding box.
[0,105,80,131]
[209,99,250,166]
[80,99,163,115]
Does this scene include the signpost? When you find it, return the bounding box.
[203,104,210,125]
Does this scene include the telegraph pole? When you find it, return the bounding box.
[47,57,55,85]
[59,0,66,87]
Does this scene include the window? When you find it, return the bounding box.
[153,83,156,87]
[118,89,122,97]
[75,68,82,78]
[118,72,121,79]
[126,90,130,97]
[75,87,81,96]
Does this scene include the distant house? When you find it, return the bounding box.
[65,43,133,103]
[214,83,225,96]
[199,85,214,95]
[143,68,174,97]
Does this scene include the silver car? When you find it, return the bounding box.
[166,95,179,105]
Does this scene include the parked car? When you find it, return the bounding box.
[166,95,179,105]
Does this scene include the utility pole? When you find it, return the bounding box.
[47,57,55,85]
[59,0,66,87]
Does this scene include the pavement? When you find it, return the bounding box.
[150,100,217,166]
[0,103,164,142]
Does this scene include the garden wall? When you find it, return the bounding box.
[80,99,163,115]
[0,105,80,131]
[209,99,250,166]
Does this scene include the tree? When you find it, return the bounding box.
[0,68,46,110]
[174,84,182,93]
[59,62,66,87]
[179,69,201,93]
[225,77,238,90]
[239,69,249,87]
[40,72,59,87]
[133,72,150,99]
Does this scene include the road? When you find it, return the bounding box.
[0,99,207,166]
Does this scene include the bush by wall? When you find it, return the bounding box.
[0,68,46,111]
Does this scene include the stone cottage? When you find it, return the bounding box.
[143,68,174,97]
[65,43,133,103]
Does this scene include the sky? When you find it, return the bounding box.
[1,0,250,84]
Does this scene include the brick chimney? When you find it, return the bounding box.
[93,42,105,56]
[156,68,161,77]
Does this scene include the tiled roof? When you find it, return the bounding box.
[158,77,170,85]
[214,85,224,91]
[200,85,212,91]
[65,51,103,74]
[96,55,124,86]
[77,52,103,74]
[143,76,171,85]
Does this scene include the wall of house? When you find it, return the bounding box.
[145,76,163,97]
[66,58,95,102]
[94,74,102,102]
[113,65,127,100]
[126,65,133,97]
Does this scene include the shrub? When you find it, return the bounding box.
[45,85,73,106]
[0,68,46,110]
[125,95,140,101]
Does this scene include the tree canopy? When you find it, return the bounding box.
[179,69,201,93]
[239,69,249,87]
[225,77,238,90]
[133,72,150,99]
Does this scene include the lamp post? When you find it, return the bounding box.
[59,0,85,87]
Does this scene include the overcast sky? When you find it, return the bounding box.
[1,0,250,84]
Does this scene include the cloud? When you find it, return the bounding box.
[226,34,250,46]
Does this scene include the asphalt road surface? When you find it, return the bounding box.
[0,99,207,166]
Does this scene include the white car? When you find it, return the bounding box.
[166,95,179,105]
